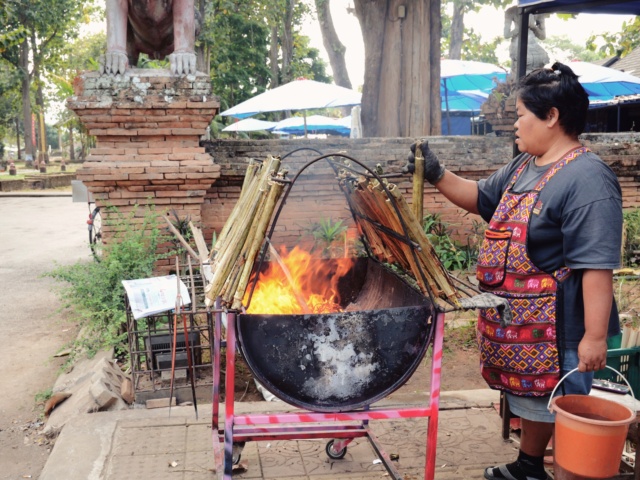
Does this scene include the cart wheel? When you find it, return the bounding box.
[325,440,347,460]
[232,442,245,465]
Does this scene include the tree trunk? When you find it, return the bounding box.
[280,0,296,84]
[195,0,209,74]
[269,25,279,88]
[281,0,295,84]
[33,36,49,166]
[15,117,22,161]
[19,39,35,164]
[314,0,352,89]
[353,0,441,138]
[448,1,465,60]
[68,124,75,162]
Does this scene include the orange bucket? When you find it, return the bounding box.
[548,367,636,479]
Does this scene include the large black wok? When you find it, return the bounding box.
[237,258,435,412]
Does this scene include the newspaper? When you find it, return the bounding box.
[122,275,191,319]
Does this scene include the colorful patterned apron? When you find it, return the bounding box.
[476,147,588,396]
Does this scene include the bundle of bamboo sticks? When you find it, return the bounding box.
[203,155,287,309]
[340,168,460,308]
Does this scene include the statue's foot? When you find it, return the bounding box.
[169,52,197,75]
[100,51,128,75]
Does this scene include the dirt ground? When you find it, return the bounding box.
[0,196,88,480]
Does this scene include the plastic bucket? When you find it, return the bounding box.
[548,367,636,479]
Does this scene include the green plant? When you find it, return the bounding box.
[305,217,348,257]
[422,213,478,271]
[46,205,169,360]
[34,388,52,405]
[623,208,640,267]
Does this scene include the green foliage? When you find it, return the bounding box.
[586,17,640,58]
[544,35,607,62]
[34,388,53,405]
[623,208,640,268]
[46,205,169,359]
[305,217,348,257]
[423,213,481,272]
[208,4,272,112]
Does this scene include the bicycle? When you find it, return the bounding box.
[87,202,102,261]
[72,180,103,261]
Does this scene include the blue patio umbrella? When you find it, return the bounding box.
[440,60,506,133]
[441,59,507,93]
[440,89,490,112]
[271,115,350,137]
[568,61,640,103]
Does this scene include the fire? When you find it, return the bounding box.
[245,246,355,314]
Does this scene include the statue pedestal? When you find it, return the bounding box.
[67,69,220,269]
[481,79,517,137]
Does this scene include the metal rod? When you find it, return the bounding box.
[425,311,446,480]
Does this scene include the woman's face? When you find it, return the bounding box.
[514,98,548,156]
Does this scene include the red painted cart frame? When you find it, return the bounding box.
[210,307,446,480]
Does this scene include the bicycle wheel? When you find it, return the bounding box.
[88,206,103,261]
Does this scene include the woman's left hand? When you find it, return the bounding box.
[577,336,608,372]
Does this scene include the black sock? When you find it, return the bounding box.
[486,451,546,479]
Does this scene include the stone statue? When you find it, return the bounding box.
[101,0,198,75]
[504,5,549,78]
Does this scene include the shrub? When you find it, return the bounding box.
[623,208,640,268]
[422,213,482,272]
[46,205,169,359]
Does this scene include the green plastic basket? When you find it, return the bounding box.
[594,345,640,397]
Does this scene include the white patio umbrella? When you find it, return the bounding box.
[220,79,362,119]
[222,118,278,132]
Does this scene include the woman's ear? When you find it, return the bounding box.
[547,107,560,128]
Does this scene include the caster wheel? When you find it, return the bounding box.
[325,440,347,460]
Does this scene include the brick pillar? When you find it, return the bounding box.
[67,69,221,270]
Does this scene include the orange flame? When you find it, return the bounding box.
[245,246,355,314]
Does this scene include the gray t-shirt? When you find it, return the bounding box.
[477,151,622,347]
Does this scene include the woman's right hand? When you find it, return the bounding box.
[404,141,446,185]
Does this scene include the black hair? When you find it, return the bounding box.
[516,61,589,137]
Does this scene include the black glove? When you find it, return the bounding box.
[404,141,446,185]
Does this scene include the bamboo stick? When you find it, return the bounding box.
[211,159,259,260]
[231,176,285,310]
[162,215,200,260]
[189,221,209,261]
[412,141,425,221]
[386,184,459,305]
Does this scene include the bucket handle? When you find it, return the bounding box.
[547,366,636,414]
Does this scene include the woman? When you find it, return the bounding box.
[407,62,622,480]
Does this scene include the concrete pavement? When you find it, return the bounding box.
[40,388,527,480]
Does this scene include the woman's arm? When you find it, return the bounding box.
[577,269,613,372]
[434,170,480,215]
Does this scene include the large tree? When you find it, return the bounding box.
[1,0,91,165]
[353,0,441,137]
[447,0,512,60]
[314,0,351,89]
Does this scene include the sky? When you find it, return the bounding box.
[304,1,635,88]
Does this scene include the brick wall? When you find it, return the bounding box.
[201,133,640,248]
[67,69,220,271]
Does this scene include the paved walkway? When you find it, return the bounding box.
[40,389,527,480]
